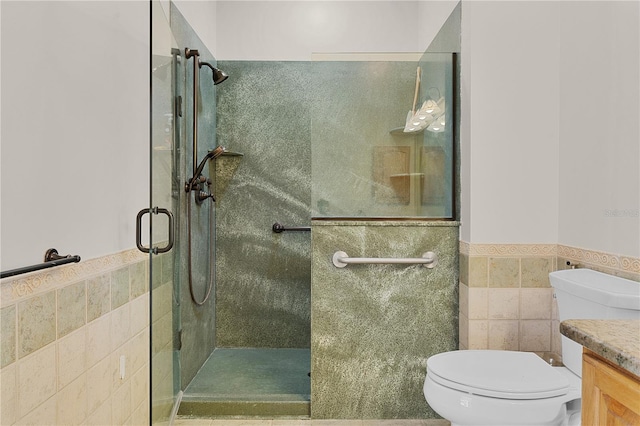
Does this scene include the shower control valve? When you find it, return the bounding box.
[184,175,206,193]
[196,191,215,203]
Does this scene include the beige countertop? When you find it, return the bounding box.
[560,319,640,378]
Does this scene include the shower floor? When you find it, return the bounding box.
[178,348,311,418]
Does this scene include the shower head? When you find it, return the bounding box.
[199,61,229,85]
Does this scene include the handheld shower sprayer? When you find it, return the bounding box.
[193,146,226,181]
[185,146,226,201]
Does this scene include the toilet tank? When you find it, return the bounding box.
[549,269,640,377]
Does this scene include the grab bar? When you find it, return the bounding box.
[272,222,311,233]
[0,248,81,279]
[332,251,437,269]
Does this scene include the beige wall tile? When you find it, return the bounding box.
[520,288,552,319]
[151,349,173,404]
[459,313,469,349]
[87,273,111,322]
[18,344,57,418]
[519,320,551,352]
[151,255,162,291]
[57,374,88,425]
[1,304,16,367]
[87,356,112,415]
[130,293,149,337]
[551,297,559,320]
[86,398,112,426]
[459,283,469,318]
[57,328,87,389]
[130,261,147,299]
[111,304,131,351]
[57,281,86,338]
[151,281,172,318]
[459,253,469,285]
[111,267,130,309]
[468,320,488,349]
[1,363,17,425]
[16,393,56,426]
[18,291,56,358]
[87,313,112,367]
[129,329,149,375]
[131,364,149,412]
[131,396,150,426]
[488,258,520,288]
[551,320,562,355]
[521,257,552,288]
[112,380,132,425]
[468,256,488,287]
[460,242,639,355]
[112,347,131,393]
[468,288,488,319]
[488,320,519,350]
[2,251,150,426]
[488,288,520,319]
[151,310,173,354]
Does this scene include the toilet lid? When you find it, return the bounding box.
[427,350,570,399]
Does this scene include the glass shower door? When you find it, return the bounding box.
[151,2,181,423]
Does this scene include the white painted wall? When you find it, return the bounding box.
[214,1,424,60]
[0,1,149,270]
[2,0,635,272]
[557,1,640,257]
[460,1,639,258]
[173,0,218,55]
[418,0,460,52]
[460,1,561,244]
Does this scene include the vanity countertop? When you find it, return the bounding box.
[560,319,640,378]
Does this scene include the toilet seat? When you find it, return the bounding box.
[427,350,570,400]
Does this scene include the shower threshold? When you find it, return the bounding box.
[178,347,311,418]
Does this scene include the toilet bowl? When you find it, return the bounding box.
[424,350,581,426]
[423,269,640,426]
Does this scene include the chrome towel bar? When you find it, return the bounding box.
[332,251,437,269]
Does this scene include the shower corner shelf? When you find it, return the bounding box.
[389,127,424,136]
[220,150,244,157]
[214,151,243,200]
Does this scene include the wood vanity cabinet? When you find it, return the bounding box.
[581,348,640,425]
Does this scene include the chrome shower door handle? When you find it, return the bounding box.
[136,207,175,254]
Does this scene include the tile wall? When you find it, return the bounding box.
[0,249,150,425]
[458,242,640,357]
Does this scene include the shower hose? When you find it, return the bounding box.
[186,191,214,306]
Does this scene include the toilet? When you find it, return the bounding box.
[423,268,640,426]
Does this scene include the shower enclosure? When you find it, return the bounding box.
[151,4,312,422]
[151,1,460,422]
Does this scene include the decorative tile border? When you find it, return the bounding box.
[1,248,148,307]
[459,241,557,257]
[558,245,640,274]
[459,241,640,275]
